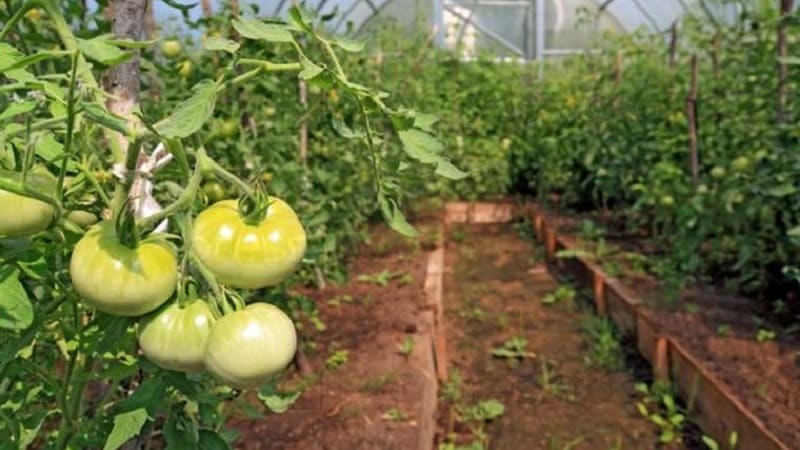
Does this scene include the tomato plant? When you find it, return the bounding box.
[0,2,464,448]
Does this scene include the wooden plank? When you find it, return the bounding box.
[669,340,789,450]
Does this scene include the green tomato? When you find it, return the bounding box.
[696,184,709,195]
[192,198,306,289]
[731,156,750,173]
[755,150,769,161]
[203,303,297,388]
[659,195,675,207]
[219,119,239,138]
[138,300,215,372]
[710,167,726,179]
[264,106,276,117]
[161,40,182,59]
[70,222,178,316]
[66,210,98,228]
[0,170,56,238]
[202,182,228,203]
[178,60,193,78]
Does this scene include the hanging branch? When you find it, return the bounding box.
[777,0,794,125]
[668,21,678,68]
[686,54,700,184]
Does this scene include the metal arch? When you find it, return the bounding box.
[442,3,526,57]
[273,0,288,16]
[355,0,398,35]
[630,0,661,31]
[331,0,379,33]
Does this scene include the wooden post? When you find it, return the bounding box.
[106,0,147,156]
[294,0,308,164]
[668,21,678,68]
[777,0,794,125]
[201,0,211,16]
[686,55,699,185]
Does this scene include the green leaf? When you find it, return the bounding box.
[107,38,158,49]
[198,430,231,450]
[82,103,131,135]
[765,183,796,197]
[436,160,468,180]
[257,387,301,414]
[398,129,441,164]
[77,36,132,66]
[204,37,240,54]
[413,113,438,132]
[298,56,324,81]
[154,80,217,138]
[0,49,73,73]
[103,408,149,450]
[0,101,37,121]
[331,117,362,139]
[378,194,417,238]
[701,435,719,450]
[334,37,365,53]
[287,6,313,32]
[0,267,33,331]
[232,18,294,43]
[35,133,78,171]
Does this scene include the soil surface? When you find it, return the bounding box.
[540,206,800,447]
[228,219,440,450]
[436,223,665,450]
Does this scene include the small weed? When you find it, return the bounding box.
[325,350,349,371]
[357,269,411,287]
[602,260,623,278]
[579,219,606,241]
[327,294,354,307]
[491,337,535,367]
[716,324,731,337]
[513,217,536,241]
[381,408,408,421]
[701,431,739,450]
[398,336,415,357]
[541,285,576,308]
[581,316,624,371]
[756,328,776,342]
[451,227,466,243]
[459,303,487,322]
[538,358,576,401]
[496,313,510,329]
[545,434,587,450]
[361,372,397,392]
[635,381,685,444]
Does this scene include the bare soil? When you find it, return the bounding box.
[436,223,665,450]
[228,219,439,450]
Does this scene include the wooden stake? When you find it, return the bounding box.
[668,21,678,68]
[686,55,700,184]
[777,0,794,125]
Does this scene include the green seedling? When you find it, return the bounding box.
[635,382,685,444]
[541,285,576,307]
[381,408,408,421]
[357,269,411,287]
[756,328,776,342]
[325,349,349,370]
[491,337,536,367]
[581,316,624,370]
[398,337,415,357]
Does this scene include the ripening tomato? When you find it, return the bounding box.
[731,156,750,173]
[0,170,56,238]
[203,303,297,388]
[659,195,675,207]
[161,40,182,59]
[192,198,306,289]
[710,167,726,179]
[138,300,215,372]
[70,222,178,316]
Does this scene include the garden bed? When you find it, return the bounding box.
[529,202,800,450]
[434,220,660,449]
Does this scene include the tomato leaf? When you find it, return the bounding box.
[334,38,365,53]
[232,18,294,43]
[298,56,324,81]
[0,101,37,121]
[198,429,231,450]
[82,103,132,136]
[77,35,132,66]
[154,80,217,138]
[204,37,240,54]
[257,384,301,413]
[287,6,313,32]
[398,129,441,164]
[0,267,33,331]
[765,183,796,197]
[103,407,149,450]
[436,160,468,180]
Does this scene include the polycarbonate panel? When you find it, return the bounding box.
[546,0,624,50]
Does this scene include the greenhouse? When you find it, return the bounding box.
[1,0,799,449]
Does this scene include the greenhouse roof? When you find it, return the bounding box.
[156,0,743,59]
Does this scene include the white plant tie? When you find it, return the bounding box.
[112,143,173,233]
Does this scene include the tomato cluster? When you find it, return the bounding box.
[66,195,305,388]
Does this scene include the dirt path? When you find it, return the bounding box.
[437,223,662,450]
